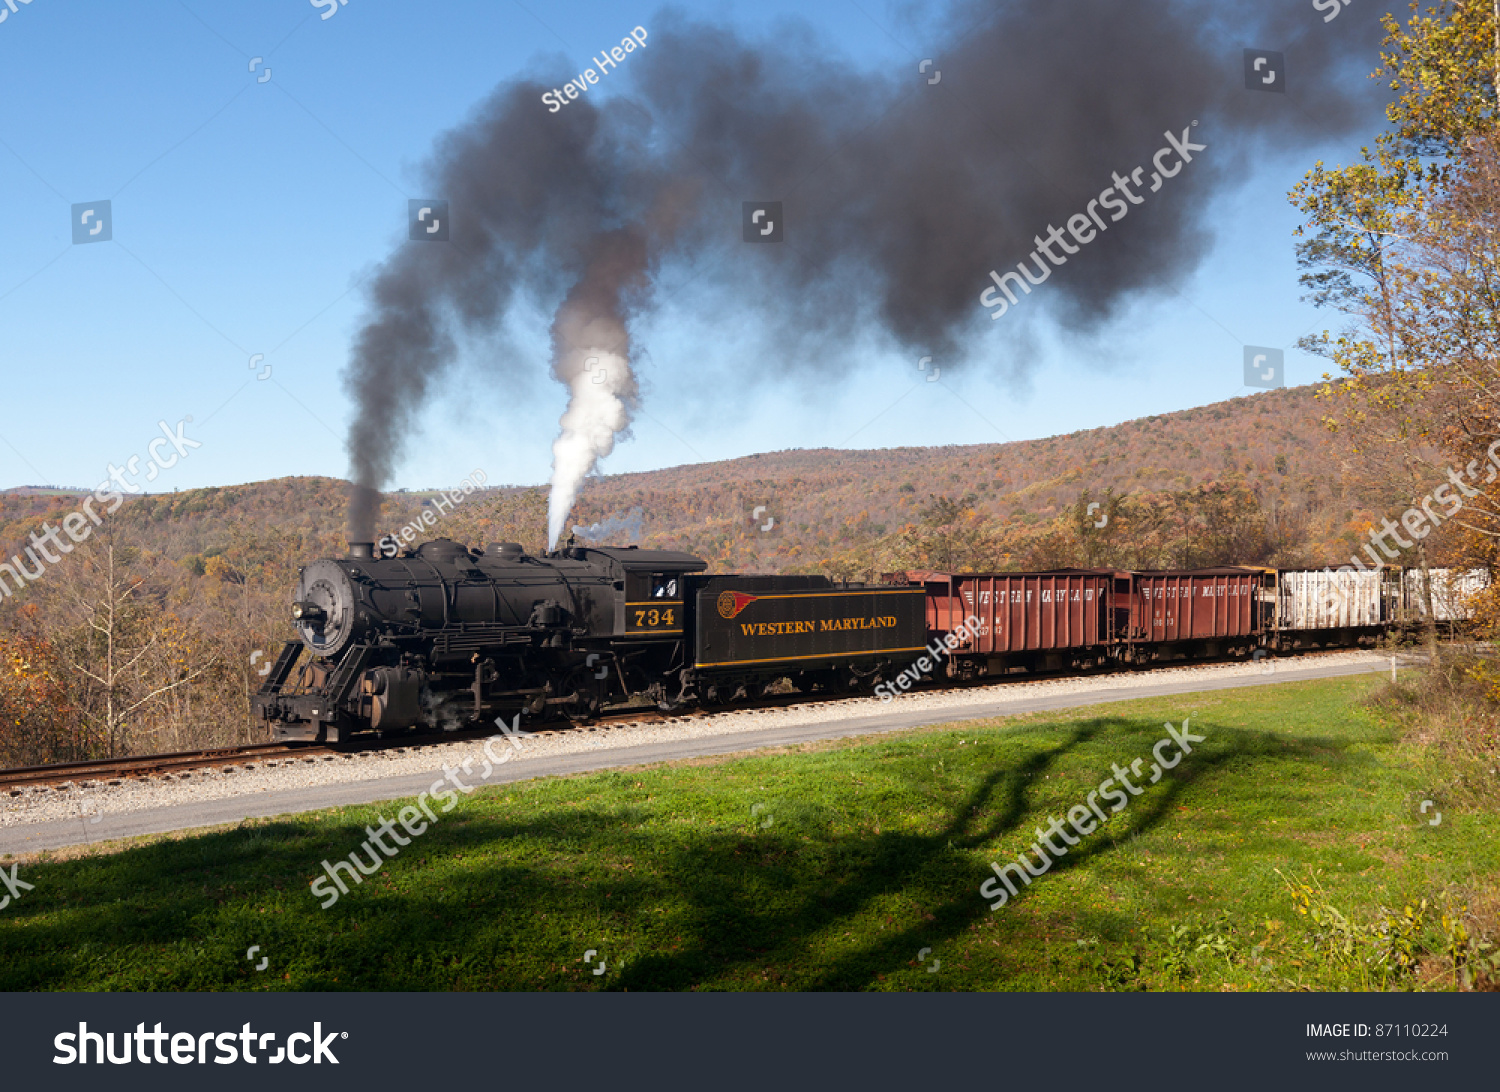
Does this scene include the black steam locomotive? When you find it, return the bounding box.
[252,539,928,742]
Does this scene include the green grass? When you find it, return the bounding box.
[2,674,1496,991]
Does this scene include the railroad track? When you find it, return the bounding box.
[0,646,1398,793]
[0,743,330,793]
[0,720,648,793]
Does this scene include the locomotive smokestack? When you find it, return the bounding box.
[348,542,375,561]
[346,482,383,549]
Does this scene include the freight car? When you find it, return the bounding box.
[1267,566,1490,650]
[1400,567,1489,623]
[895,569,1114,678]
[1269,568,1386,650]
[1117,567,1262,663]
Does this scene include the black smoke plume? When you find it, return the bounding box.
[342,0,1387,541]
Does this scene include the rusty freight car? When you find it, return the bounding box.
[1118,567,1266,662]
[886,570,1115,677]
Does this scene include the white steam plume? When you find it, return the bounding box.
[546,345,634,548]
[544,231,647,549]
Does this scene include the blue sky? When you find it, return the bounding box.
[0,0,1387,494]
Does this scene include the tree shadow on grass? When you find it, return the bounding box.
[0,717,1362,991]
[612,717,1351,990]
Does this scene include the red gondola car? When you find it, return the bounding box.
[887,570,1115,677]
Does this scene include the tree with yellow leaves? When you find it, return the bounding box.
[0,605,88,767]
[1291,1,1500,653]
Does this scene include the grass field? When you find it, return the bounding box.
[2,674,1496,991]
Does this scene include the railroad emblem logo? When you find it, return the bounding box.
[717,590,759,619]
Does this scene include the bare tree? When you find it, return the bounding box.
[51,533,218,756]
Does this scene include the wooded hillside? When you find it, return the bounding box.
[0,382,1421,579]
[0,382,1436,764]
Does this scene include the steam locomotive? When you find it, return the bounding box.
[252,539,928,742]
[253,538,1486,743]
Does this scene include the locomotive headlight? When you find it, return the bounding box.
[292,601,327,623]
